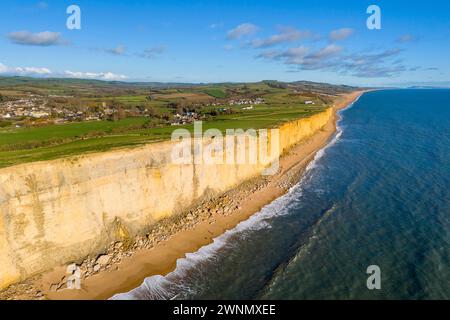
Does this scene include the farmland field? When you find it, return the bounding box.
[0,106,325,168]
[0,78,355,168]
[202,88,228,98]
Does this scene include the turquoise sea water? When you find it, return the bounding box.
[114,89,450,300]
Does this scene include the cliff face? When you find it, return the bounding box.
[0,108,332,289]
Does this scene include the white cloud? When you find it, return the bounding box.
[257,46,309,64]
[396,34,418,43]
[258,45,342,67]
[101,72,127,81]
[250,27,311,48]
[256,50,282,59]
[15,67,52,75]
[64,70,128,81]
[306,44,342,60]
[7,30,66,46]
[0,62,128,81]
[329,28,354,41]
[278,46,310,64]
[258,43,406,78]
[0,62,51,75]
[138,46,166,59]
[0,63,8,73]
[227,23,259,40]
[106,45,127,55]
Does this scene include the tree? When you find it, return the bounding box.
[144,103,160,118]
[167,101,180,109]
[0,120,12,128]
[161,112,171,121]
[110,100,127,120]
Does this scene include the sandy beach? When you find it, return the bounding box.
[4,90,364,300]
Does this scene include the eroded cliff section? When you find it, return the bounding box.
[0,108,332,290]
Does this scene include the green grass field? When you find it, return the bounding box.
[0,104,327,168]
[0,78,355,168]
[202,88,228,99]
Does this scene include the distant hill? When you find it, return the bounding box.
[0,76,360,93]
[0,76,203,89]
[408,85,450,89]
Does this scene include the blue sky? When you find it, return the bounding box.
[0,0,449,86]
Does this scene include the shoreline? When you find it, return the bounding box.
[2,90,364,300]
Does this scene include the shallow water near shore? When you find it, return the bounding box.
[113,89,450,300]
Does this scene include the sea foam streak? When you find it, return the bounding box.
[110,97,359,300]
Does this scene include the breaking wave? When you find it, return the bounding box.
[110,98,357,300]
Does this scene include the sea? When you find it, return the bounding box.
[113,89,450,300]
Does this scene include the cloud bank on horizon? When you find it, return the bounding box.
[0,0,448,86]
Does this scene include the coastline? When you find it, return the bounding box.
[4,90,364,300]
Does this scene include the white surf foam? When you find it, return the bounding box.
[110,95,361,300]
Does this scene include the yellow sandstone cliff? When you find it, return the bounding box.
[0,108,332,290]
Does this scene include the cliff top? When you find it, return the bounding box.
[0,79,356,168]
